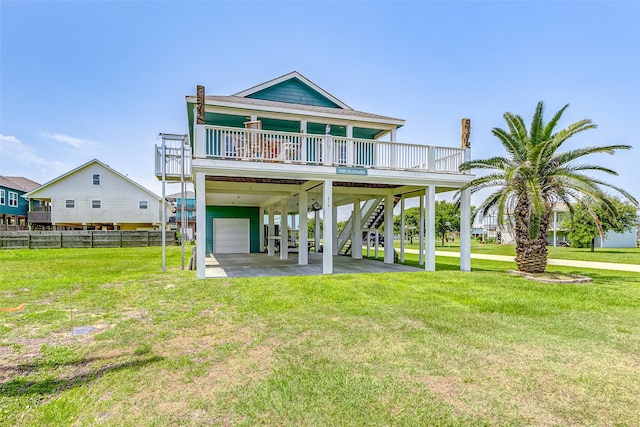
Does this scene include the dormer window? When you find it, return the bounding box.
[92,174,101,185]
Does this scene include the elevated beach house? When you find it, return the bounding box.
[157,72,474,278]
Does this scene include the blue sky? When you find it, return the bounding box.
[1,0,639,207]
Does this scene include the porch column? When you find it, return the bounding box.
[384,193,394,264]
[425,186,436,271]
[280,199,289,260]
[460,188,471,272]
[314,210,320,253]
[352,198,362,259]
[195,171,206,279]
[332,204,338,255]
[323,180,334,274]
[291,213,296,248]
[419,192,424,265]
[268,205,275,256]
[299,191,308,265]
[259,208,265,252]
[400,196,405,262]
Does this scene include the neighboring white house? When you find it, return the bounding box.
[24,159,170,230]
[156,71,475,277]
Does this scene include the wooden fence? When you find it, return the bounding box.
[0,231,176,249]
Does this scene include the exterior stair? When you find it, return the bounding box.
[338,196,401,256]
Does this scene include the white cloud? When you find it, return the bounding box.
[41,132,98,149]
[0,134,68,182]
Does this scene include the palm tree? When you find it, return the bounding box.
[459,101,637,273]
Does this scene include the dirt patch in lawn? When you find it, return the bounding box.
[508,270,593,284]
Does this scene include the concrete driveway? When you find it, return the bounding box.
[205,253,422,278]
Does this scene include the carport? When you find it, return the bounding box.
[205,252,422,278]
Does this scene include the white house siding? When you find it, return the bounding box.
[34,163,161,228]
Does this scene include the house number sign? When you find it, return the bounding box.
[336,167,368,176]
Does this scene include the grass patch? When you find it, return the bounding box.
[1,247,639,425]
[401,240,640,264]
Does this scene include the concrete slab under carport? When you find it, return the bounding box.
[205,252,421,278]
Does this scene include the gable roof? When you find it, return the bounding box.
[0,176,40,192]
[234,71,352,110]
[24,159,162,201]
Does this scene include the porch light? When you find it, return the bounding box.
[310,201,321,212]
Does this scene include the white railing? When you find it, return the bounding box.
[154,143,192,179]
[198,125,467,174]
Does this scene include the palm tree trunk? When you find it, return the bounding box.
[513,199,549,273]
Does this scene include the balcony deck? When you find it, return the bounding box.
[157,125,468,180]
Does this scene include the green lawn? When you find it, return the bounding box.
[1,247,639,426]
[400,240,640,264]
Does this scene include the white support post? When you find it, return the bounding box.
[425,186,436,271]
[299,190,308,265]
[346,124,354,166]
[352,198,362,259]
[161,137,166,272]
[268,205,275,256]
[390,128,397,168]
[419,192,424,265]
[324,125,333,166]
[332,204,338,255]
[384,193,394,264]
[291,213,296,248]
[195,171,206,279]
[460,188,471,272]
[427,145,435,171]
[300,120,308,163]
[400,196,405,262]
[259,208,265,252]
[323,180,333,274]
[195,123,206,158]
[280,199,288,260]
[314,210,320,253]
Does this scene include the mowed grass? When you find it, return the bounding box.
[1,247,639,426]
[403,240,640,264]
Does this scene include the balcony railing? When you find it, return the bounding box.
[199,126,468,174]
[28,211,51,223]
[155,142,192,180]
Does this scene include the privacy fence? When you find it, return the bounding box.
[0,231,176,249]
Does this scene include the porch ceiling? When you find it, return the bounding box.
[203,176,452,213]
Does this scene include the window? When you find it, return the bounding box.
[0,189,4,205]
[65,199,75,208]
[8,192,18,207]
[92,174,101,185]
[92,200,101,209]
[139,200,148,209]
